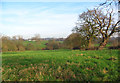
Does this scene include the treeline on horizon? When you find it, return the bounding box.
[0,34,119,52]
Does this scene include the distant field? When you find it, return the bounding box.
[2,49,119,81]
[93,43,112,48]
[23,40,63,50]
[23,40,113,50]
[23,40,48,49]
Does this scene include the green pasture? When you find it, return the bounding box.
[2,49,119,81]
[23,40,48,49]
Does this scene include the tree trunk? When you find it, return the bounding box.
[88,38,92,49]
[98,37,109,50]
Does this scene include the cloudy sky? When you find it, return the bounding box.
[0,0,105,38]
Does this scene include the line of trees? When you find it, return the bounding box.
[2,36,25,51]
[1,34,65,52]
[1,34,119,52]
[1,34,41,52]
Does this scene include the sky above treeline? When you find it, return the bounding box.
[0,0,107,38]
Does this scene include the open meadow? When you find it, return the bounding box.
[2,49,119,81]
[1,1,120,82]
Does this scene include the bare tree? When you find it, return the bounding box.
[90,0,120,49]
[72,10,100,48]
[31,34,41,41]
[74,5,119,50]
[97,0,120,31]
[12,36,17,40]
[15,35,23,41]
[91,9,120,50]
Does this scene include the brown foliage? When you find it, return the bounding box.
[46,40,60,50]
[2,36,25,52]
[64,33,88,49]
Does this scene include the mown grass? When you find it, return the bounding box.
[2,49,119,81]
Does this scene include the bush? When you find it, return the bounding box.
[63,33,88,49]
[25,43,36,50]
[17,45,25,51]
[2,45,8,52]
[2,38,18,52]
[15,40,25,51]
[46,40,60,50]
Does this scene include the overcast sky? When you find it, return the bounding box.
[0,0,106,38]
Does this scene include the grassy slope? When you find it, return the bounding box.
[2,49,119,81]
[23,40,112,50]
[23,40,63,50]
[23,40,48,49]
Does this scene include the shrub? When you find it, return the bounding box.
[2,45,8,52]
[25,43,36,50]
[46,40,60,50]
[63,33,88,49]
[2,38,18,52]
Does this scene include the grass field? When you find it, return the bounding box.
[23,40,48,49]
[2,49,119,81]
